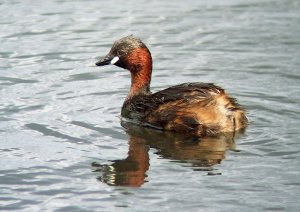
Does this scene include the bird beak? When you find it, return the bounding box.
[95,55,119,66]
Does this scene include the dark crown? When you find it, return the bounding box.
[109,35,147,57]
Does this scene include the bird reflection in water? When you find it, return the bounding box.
[92,122,244,187]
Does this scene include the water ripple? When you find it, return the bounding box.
[1,0,299,211]
[25,123,85,143]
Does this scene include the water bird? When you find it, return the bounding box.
[95,35,247,136]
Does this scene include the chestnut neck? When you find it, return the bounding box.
[124,47,152,100]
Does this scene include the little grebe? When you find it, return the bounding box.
[95,35,248,136]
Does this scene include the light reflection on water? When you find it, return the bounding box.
[1,0,299,211]
[93,122,245,187]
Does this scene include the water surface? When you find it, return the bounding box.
[1,0,299,211]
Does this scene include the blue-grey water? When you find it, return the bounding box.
[1,0,300,211]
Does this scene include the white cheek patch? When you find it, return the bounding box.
[110,56,119,65]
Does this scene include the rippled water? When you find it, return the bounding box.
[1,0,300,211]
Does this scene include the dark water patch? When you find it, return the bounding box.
[9,52,86,64]
[0,169,62,186]
[0,76,39,85]
[87,91,119,96]
[279,72,300,80]
[71,29,99,34]
[41,11,72,16]
[263,207,286,211]
[25,123,85,143]
[71,121,124,139]
[0,199,40,211]
[56,206,91,212]
[248,64,279,70]
[0,116,14,122]
[0,104,44,115]
[3,30,58,39]
[56,91,73,96]
[64,72,101,82]
[266,150,299,157]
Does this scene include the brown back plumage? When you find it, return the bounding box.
[122,82,247,136]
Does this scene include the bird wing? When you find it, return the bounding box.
[122,82,223,123]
